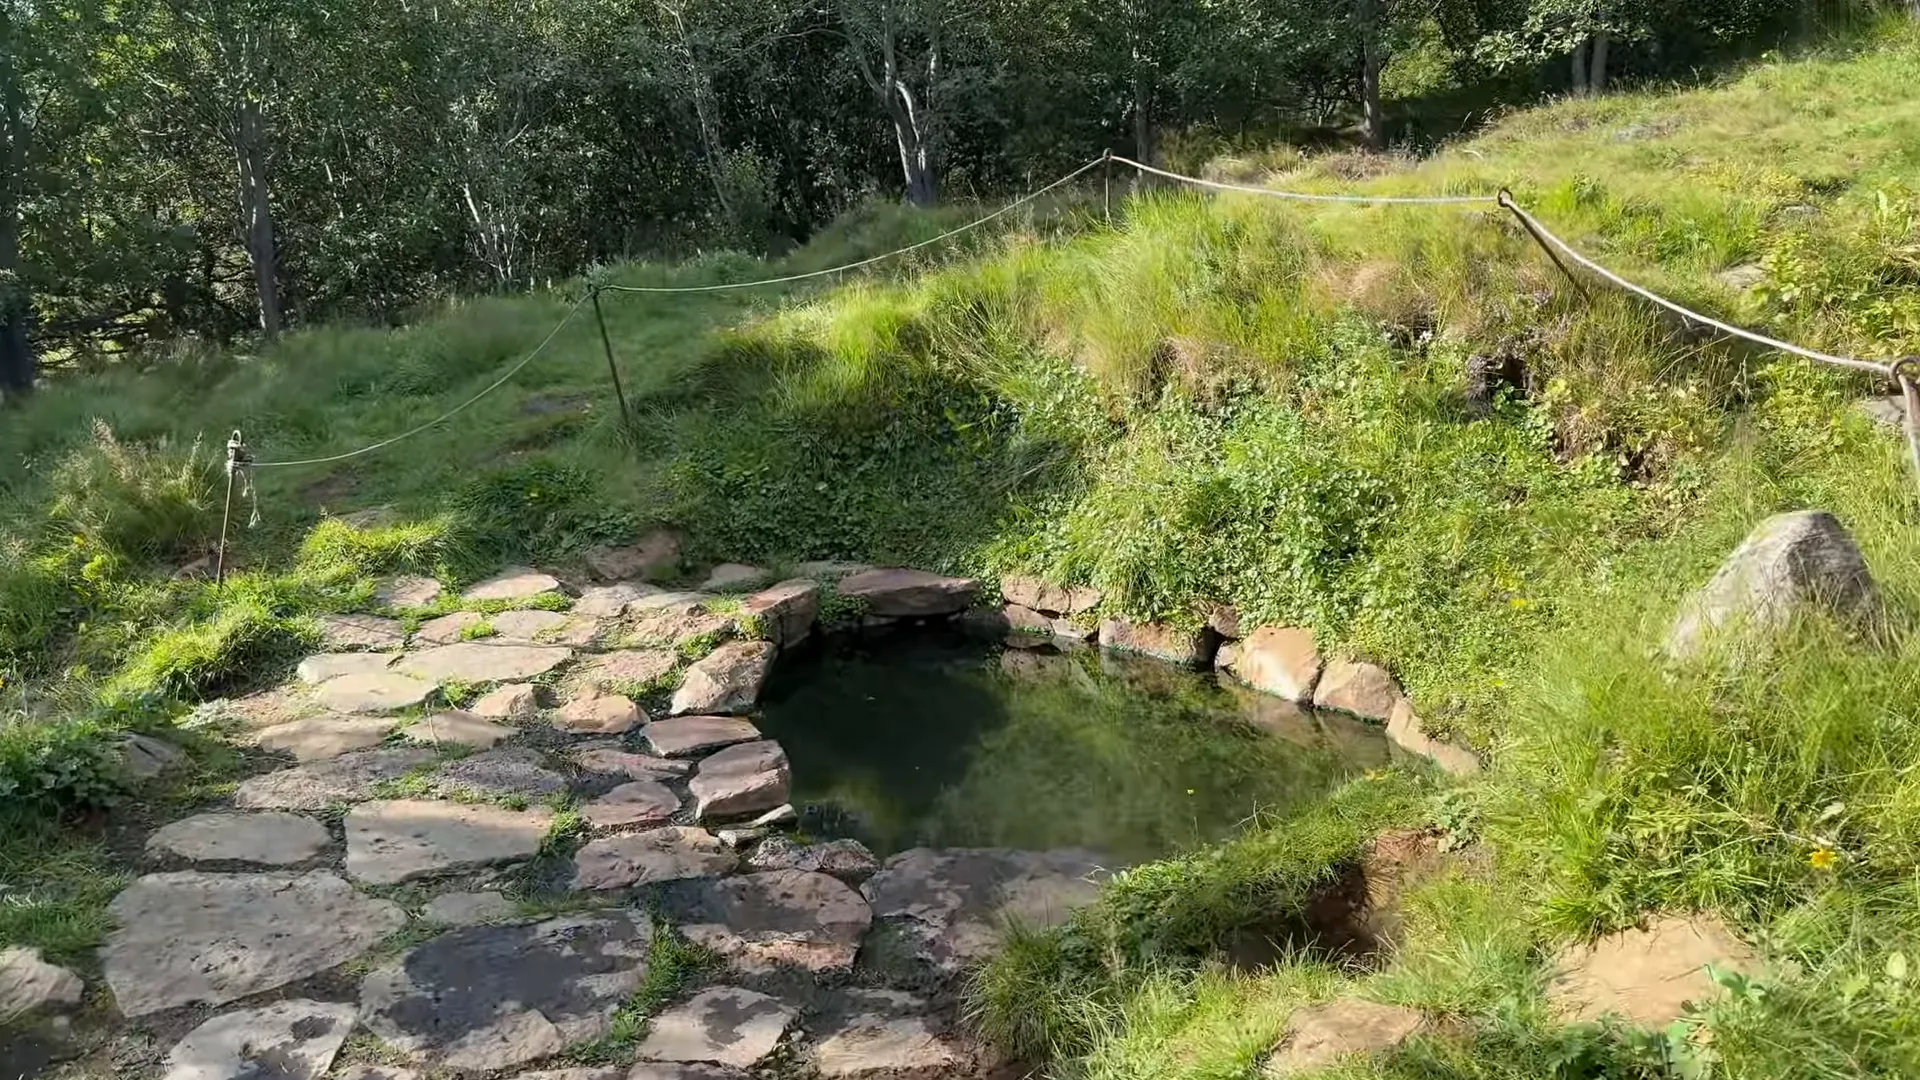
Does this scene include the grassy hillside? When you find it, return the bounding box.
[6,15,1920,1078]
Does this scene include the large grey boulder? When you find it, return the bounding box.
[1229,626,1323,702]
[162,999,357,1080]
[862,848,1108,976]
[666,871,872,975]
[1667,510,1880,659]
[742,579,821,647]
[103,871,406,1016]
[0,948,83,1022]
[1311,659,1401,722]
[688,741,791,820]
[669,641,775,716]
[1001,576,1102,617]
[836,569,979,617]
[359,912,653,1072]
[1097,618,1211,666]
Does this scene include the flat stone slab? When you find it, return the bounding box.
[811,989,965,1079]
[568,650,679,695]
[233,747,440,810]
[376,575,443,609]
[359,912,652,1072]
[1264,1000,1425,1076]
[345,800,554,884]
[313,671,437,714]
[433,747,566,800]
[629,1066,748,1080]
[163,999,358,1080]
[586,531,682,582]
[573,827,736,891]
[424,891,520,926]
[666,870,871,974]
[1550,915,1759,1028]
[669,641,775,716]
[319,614,407,652]
[556,692,644,734]
[862,848,1108,975]
[836,569,979,617]
[1002,576,1102,617]
[742,579,820,646]
[146,812,331,865]
[0,947,83,1019]
[473,683,541,720]
[399,643,573,684]
[583,781,682,829]
[575,582,661,617]
[464,568,563,602]
[407,710,516,749]
[688,741,791,820]
[572,746,690,780]
[745,837,880,885]
[700,563,771,592]
[625,607,734,651]
[636,986,795,1069]
[257,714,395,761]
[297,652,399,685]
[492,609,601,646]
[104,870,406,1016]
[415,610,486,645]
[644,715,762,758]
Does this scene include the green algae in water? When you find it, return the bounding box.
[754,631,1385,862]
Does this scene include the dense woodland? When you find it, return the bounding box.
[0,0,1856,393]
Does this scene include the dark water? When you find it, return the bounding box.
[755,630,1387,862]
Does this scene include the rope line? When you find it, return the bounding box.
[250,294,587,469]
[1111,155,1494,207]
[1495,193,1890,377]
[598,157,1109,295]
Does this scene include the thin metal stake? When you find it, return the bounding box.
[216,430,244,585]
[590,286,632,422]
[1498,189,1591,303]
[1103,149,1113,226]
[1895,357,1920,499]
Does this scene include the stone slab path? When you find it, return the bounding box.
[76,566,1135,1080]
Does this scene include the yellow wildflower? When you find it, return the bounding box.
[1809,848,1838,871]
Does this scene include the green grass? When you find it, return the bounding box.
[2,16,1920,1080]
[570,917,721,1063]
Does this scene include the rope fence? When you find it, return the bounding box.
[215,150,1920,574]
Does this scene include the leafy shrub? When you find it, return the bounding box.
[0,715,122,810]
[452,458,639,565]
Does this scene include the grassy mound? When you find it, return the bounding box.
[4,17,1920,1077]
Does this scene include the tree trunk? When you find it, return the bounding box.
[1571,38,1590,96]
[888,88,936,206]
[665,5,736,229]
[1589,30,1610,94]
[1132,64,1153,165]
[234,97,282,341]
[0,24,32,398]
[1358,0,1384,150]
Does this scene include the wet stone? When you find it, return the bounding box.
[233,747,440,810]
[669,641,776,717]
[836,568,979,617]
[635,986,795,1069]
[572,827,736,891]
[688,741,790,821]
[742,579,821,647]
[103,870,406,1016]
[434,747,566,800]
[297,652,398,685]
[1311,659,1401,722]
[145,812,331,866]
[665,870,872,975]
[407,710,516,750]
[744,836,881,885]
[583,781,682,830]
[162,999,358,1080]
[424,891,520,926]
[643,715,762,758]
[312,670,437,715]
[359,912,653,1073]
[572,746,691,780]
[811,989,965,1080]
[319,614,407,652]
[345,799,553,885]
[862,848,1108,976]
[464,568,563,602]
[399,643,573,684]
[256,714,394,762]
